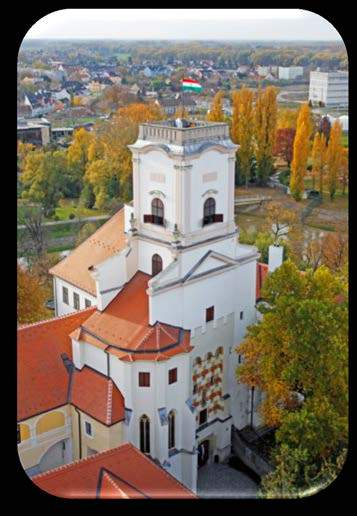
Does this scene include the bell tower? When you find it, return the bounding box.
[128,119,238,275]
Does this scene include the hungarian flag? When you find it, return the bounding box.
[181,78,202,92]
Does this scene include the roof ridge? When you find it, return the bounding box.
[18,306,95,331]
[101,471,129,498]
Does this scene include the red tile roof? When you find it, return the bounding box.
[32,443,197,499]
[17,308,95,421]
[49,209,126,296]
[17,309,125,425]
[71,367,124,425]
[256,262,269,301]
[77,271,192,362]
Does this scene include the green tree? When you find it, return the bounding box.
[237,261,348,497]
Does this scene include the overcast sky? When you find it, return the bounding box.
[24,9,343,42]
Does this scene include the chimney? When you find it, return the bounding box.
[268,244,284,273]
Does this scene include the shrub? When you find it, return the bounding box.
[69,213,76,220]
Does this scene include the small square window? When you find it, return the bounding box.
[85,299,91,308]
[73,292,80,310]
[85,422,92,436]
[206,306,214,323]
[139,372,150,387]
[62,287,69,305]
[240,311,244,320]
[168,368,177,384]
[199,409,207,425]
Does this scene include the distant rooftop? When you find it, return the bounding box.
[138,119,230,146]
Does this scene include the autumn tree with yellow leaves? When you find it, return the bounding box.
[207,91,225,122]
[17,265,51,324]
[231,88,254,187]
[254,86,278,185]
[311,131,327,196]
[290,103,312,200]
[326,120,343,201]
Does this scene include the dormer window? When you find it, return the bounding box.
[143,198,164,226]
[203,197,223,226]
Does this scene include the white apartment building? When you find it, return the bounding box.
[278,66,304,80]
[309,70,348,107]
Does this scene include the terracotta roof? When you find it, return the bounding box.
[78,271,192,361]
[17,309,125,425]
[256,262,269,301]
[32,443,197,499]
[49,209,126,296]
[71,366,125,425]
[17,308,95,421]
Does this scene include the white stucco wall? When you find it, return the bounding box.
[54,277,96,317]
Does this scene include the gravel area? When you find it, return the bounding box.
[197,463,259,499]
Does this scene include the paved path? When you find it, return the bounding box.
[197,463,259,499]
[17,214,110,229]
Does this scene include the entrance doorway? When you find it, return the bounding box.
[198,439,210,467]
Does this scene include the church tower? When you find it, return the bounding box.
[128,119,242,279]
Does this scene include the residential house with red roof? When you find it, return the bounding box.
[20,118,282,495]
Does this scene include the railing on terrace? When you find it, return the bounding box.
[138,120,229,146]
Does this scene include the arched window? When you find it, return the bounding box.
[139,415,150,454]
[151,198,164,226]
[203,197,216,225]
[168,410,176,449]
[152,254,163,277]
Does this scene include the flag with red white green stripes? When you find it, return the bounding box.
[181,78,202,92]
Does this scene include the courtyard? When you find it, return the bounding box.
[197,461,259,499]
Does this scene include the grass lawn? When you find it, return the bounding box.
[18,198,108,223]
[53,198,107,221]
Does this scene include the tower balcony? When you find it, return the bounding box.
[138,119,230,147]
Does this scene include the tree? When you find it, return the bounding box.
[274,128,296,168]
[85,159,112,210]
[67,127,93,185]
[207,91,225,122]
[17,265,50,324]
[311,132,327,196]
[321,232,348,273]
[254,86,278,185]
[277,108,298,130]
[326,121,343,201]
[289,103,312,201]
[290,122,309,201]
[18,204,47,259]
[265,201,297,246]
[21,150,65,217]
[339,147,348,196]
[79,181,96,209]
[237,261,348,497]
[319,116,331,143]
[174,105,188,119]
[231,88,254,187]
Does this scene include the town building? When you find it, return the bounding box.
[155,94,197,115]
[308,70,348,107]
[20,119,272,494]
[278,66,304,80]
[17,117,51,146]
